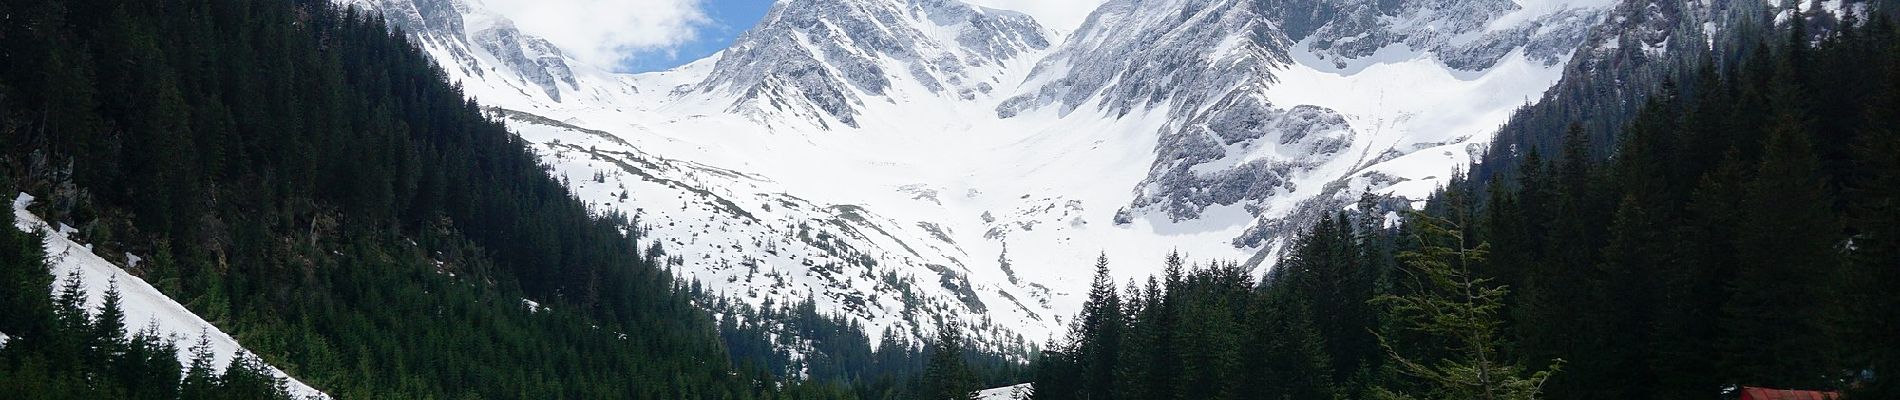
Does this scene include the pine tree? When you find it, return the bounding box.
[1171,264,1247,400]
[1242,286,1340,400]
[1033,254,1125,400]
[1842,27,1900,398]
[1591,196,1662,396]
[92,279,129,358]
[1293,213,1376,382]
[1112,279,1151,400]
[1649,148,1750,398]
[922,323,976,400]
[1373,212,1561,400]
[1030,339,1079,400]
[1075,254,1122,400]
[218,351,289,400]
[1516,124,1612,400]
[0,176,56,344]
[1717,119,1845,389]
[54,269,89,330]
[123,322,182,400]
[1141,254,1184,399]
[181,330,219,399]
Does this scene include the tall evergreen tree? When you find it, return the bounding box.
[1372,212,1560,400]
[1242,282,1341,400]
[122,322,183,400]
[1842,23,1900,398]
[923,323,977,400]
[1071,254,1123,400]
[1718,121,1845,389]
[218,352,289,400]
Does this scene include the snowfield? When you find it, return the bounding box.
[978,383,1034,400]
[343,0,1617,351]
[12,193,329,399]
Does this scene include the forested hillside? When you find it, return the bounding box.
[1031,9,1900,400]
[0,0,889,397]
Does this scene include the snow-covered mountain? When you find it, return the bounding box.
[331,0,1736,355]
[1009,0,1612,260]
[695,0,1051,128]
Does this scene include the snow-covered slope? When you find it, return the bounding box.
[12,194,329,399]
[339,0,1635,352]
[978,383,1034,400]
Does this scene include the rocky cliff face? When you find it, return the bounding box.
[994,0,1610,260]
[697,0,1050,128]
[469,18,579,102]
[343,0,593,103]
[996,0,1292,120]
[1288,0,1600,71]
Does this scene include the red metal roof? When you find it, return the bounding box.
[1738,386,1842,400]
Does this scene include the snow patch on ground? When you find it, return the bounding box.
[978,383,1033,400]
[12,193,329,399]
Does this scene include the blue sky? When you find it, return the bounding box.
[620,0,778,72]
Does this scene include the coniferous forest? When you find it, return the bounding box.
[1032,10,1900,400]
[1,0,1896,398]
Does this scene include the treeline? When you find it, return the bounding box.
[1033,10,1900,400]
[890,320,999,400]
[712,296,1031,399]
[0,0,872,397]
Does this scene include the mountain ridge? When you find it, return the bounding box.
[341,0,1682,358]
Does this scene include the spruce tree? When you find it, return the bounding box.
[0,180,56,344]
[923,323,976,400]
[1305,213,1375,382]
[1842,27,1900,398]
[1718,120,1845,389]
[1243,286,1340,400]
[1073,254,1122,400]
[92,279,129,358]
[1372,212,1560,400]
[1518,124,1611,400]
[218,351,289,400]
[1591,196,1663,396]
[1030,340,1078,400]
[181,330,219,400]
[1650,148,1750,398]
[123,322,182,400]
[1171,264,1246,400]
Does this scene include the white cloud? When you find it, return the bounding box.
[964,0,1107,33]
[481,0,710,68]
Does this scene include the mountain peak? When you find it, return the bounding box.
[345,0,601,104]
[695,0,1051,128]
